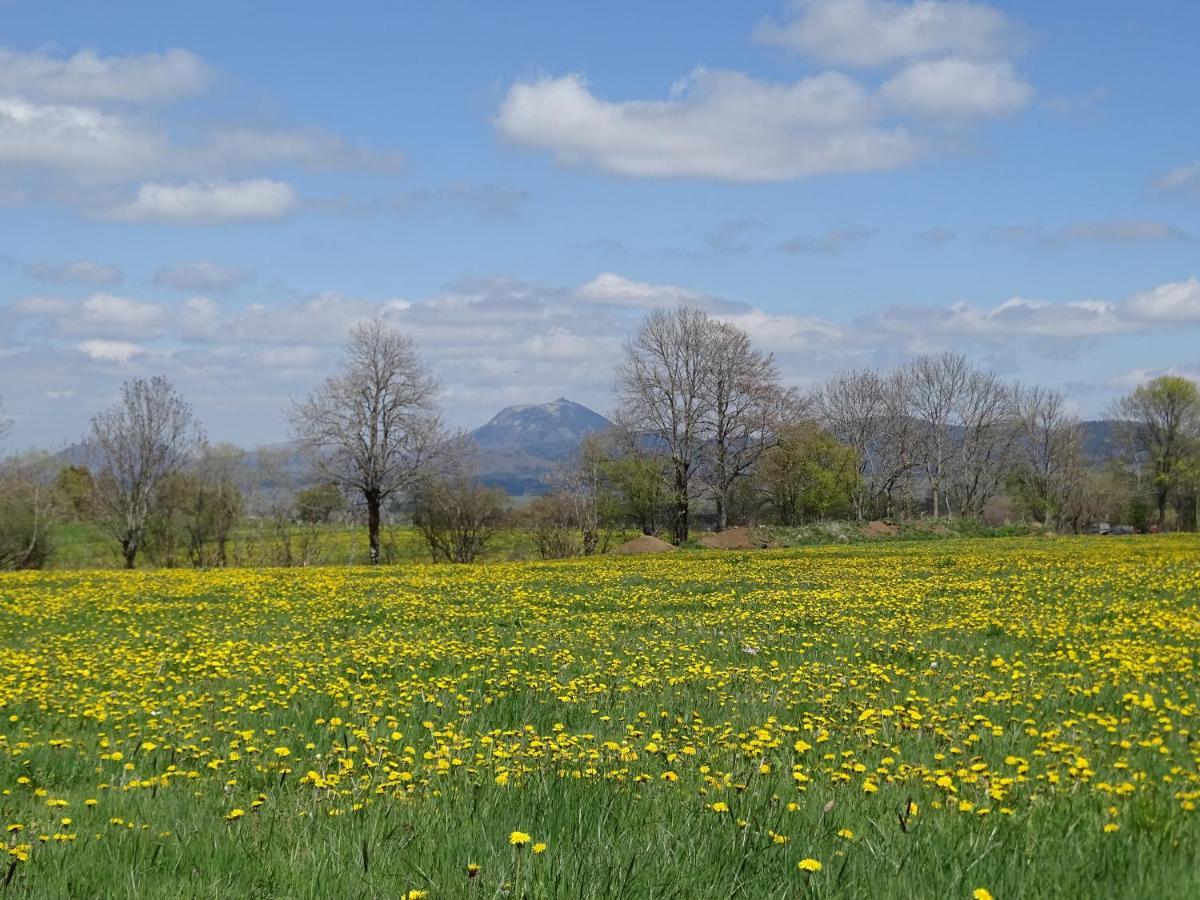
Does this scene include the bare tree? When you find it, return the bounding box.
[701,320,792,531]
[817,369,917,519]
[184,443,244,567]
[615,307,716,544]
[906,353,970,518]
[1011,385,1084,529]
[413,439,507,563]
[0,396,11,442]
[87,376,203,569]
[290,319,440,563]
[948,369,1018,518]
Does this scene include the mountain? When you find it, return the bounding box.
[471,398,612,495]
[1079,420,1123,464]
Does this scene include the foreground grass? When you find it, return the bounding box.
[2,536,1198,898]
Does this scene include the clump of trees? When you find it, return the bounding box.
[613,306,797,543]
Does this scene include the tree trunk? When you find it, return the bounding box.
[122,538,137,570]
[366,490,382,564]
[715,492,728,532]
[672,463,689,545]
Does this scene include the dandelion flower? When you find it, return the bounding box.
[533,842,547,854]
[509,830,531,846]
[798,858,822,873]
[973,890,994,900]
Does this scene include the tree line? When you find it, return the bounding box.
[2,307,1199,570]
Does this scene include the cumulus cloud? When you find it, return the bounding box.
[1123,279,1200,322]
[0,44,403,217]
[753,0,1021,67]
[880,58,1032,118]
[495,69,922,181]
[77,339,143,363]
[778,227,878,255]
[0,46,211,103]
[21,259,124,286]
[153,261,257,293]
[103,179,298,223]
[0,97,164,179]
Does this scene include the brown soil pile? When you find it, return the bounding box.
[863,520,899,538]
[697,526,757,550]
[609,534,677,555]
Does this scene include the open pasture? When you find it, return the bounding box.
[1,536,1198,898]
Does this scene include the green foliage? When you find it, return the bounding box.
[0,456,56,570]
[295,482,346,524]
[756,423,860,525]
[51,465,95,520]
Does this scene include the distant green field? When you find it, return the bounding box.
[47,517,1042,570]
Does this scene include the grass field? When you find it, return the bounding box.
[2,537,1198,898]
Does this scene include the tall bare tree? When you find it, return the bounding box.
[0,396,11,442]
[290,319,440,563]
[88,376,204,569]
[949,369,1018,518]
[1011,385,1084,529]
[906,353,970,518]
[1113,375,1200,526]
[701,320,791,531]
[817,369,918,519]
[615,307,716,544]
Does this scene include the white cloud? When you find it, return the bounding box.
[881,58,1032,118]
[1124,279,1200,322]
[577,272,709,309]
[495,69,922,181]
[21,259,124,285]
[77,294,168,335]
[103,179,298,224]
[153,261,256,293]
[77,339,143,363]
[0,97,164,178]
[754,0,1021,67]
[0,46,211,103]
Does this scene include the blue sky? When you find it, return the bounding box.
[2,0,1200,448]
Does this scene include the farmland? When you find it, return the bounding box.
[1,536,1198,898]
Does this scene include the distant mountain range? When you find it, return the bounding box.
[471,398,612,494]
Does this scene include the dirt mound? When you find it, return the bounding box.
[610,535,677,555]
[863,520,899,538]
[698,527,757,550]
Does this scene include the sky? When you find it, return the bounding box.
[2,0,1200,449]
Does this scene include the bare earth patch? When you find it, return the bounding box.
[609,534,677,554]
[697,527,758,550]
